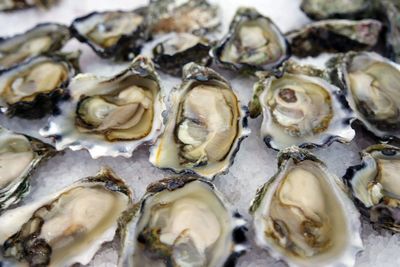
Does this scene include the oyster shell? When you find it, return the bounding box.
[0,0,57,11]
[149,62,249,179]
[0,23,71,70]
[249,61,355,150]
[300,0,373,20]
[377,0,400,63]
[286,19,382,58]
[212,7,289,73]
[250,147,362,267]
[344,144,400,232]
[152,32,212,76]
[0,53,78,119]
[147,0,220,36]
[40,56,165,158]
[120,176,247,267]
[329,52,400,139]
[0,127,55,212]
[70,8,149,60]
[0,168,132,267]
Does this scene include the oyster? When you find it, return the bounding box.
[149,63,249,179]
[0,0,57,11]
[147,0,220,36]
[377,0,400,63]
[250,147,362,267]
[329,52,400,139]
[286,19,382,58]
[40,56,165,158]
[0,168,132,267]
[0,53,78,119]
[212,7,289,73]
[0,127,55,212]
[70,8,149,60]
[152,32,212,76]
[344,144,400,232]
[300,0,373,20]
[120,176,247,267]
[0,23,71,69]
[249,61,355,150]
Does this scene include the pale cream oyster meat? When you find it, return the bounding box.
[120,176,246,267]
[250,147,362,267]
[149,62,249,179]
[0,168,132,267]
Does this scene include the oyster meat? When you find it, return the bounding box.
[329,52,400,139]
[0,53,78,119]
[0,0,57,11]
[250,147,362,267]
[40,56,165,158]
[0,168,132,267]
[70,8,148,60]
[152,32,212,76]
[120,176,247,267]
[0,127,55,212]
[149,62,249,179]
[249,61,355,150]
[0,23,71,69]
[344,144,400,232]
[286,19,382,58]
[212,7,289,73]
[300,0,373,20]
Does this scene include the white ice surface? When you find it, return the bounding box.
[0,0,399,266]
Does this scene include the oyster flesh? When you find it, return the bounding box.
[0,53,78,119]
[0,23,71,70]
[40,56,165,158]
[152,32,212,76]
[300,0,373,20]
[344,144,400,232]
[120,176,247,267]
[149,62,249,179]
[0,127,55,212]
[286,19,382,58]
[250,147,362,267]
[0,168,132,267]
[0,0,57,11]
[70,8,149,60]
[249,61,355,150]
[329,52,400,139]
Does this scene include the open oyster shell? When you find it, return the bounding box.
[0,127,55,212]
[147,0,220,36]
[250,147,363,267]
[40,56,165,158]
[300,0,373,20]
[344,144,400,232]
[152,32,212,77]
[0,0,58,12]
[329,52,400,139]
[0,53,79,119]
[286,19,382,58]
[149,62,249,179]
[212,7,289,73]
[0,168,132,267]
[120,176,247,267]
[249,61,355,150]
[70,8,149,61]
[0,23,71,70]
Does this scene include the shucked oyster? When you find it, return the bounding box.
[0,168,132,267]
[0,53,78,119]
[329,52,400,139]
[149,63,249,179]
[286,19,382,58]
[0,23,70,70]
[212,7,289,73]
[152,32,212,76]
[120,176,247,267]
[70,8,148,60]
[0,0,58,11]
[300,0,373,20]
[249,61,355,150]
[250,147,362,267]
[0,127,55,212]
[40,56,165,158]
[147,0,220,36]
[344,144,400,232]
